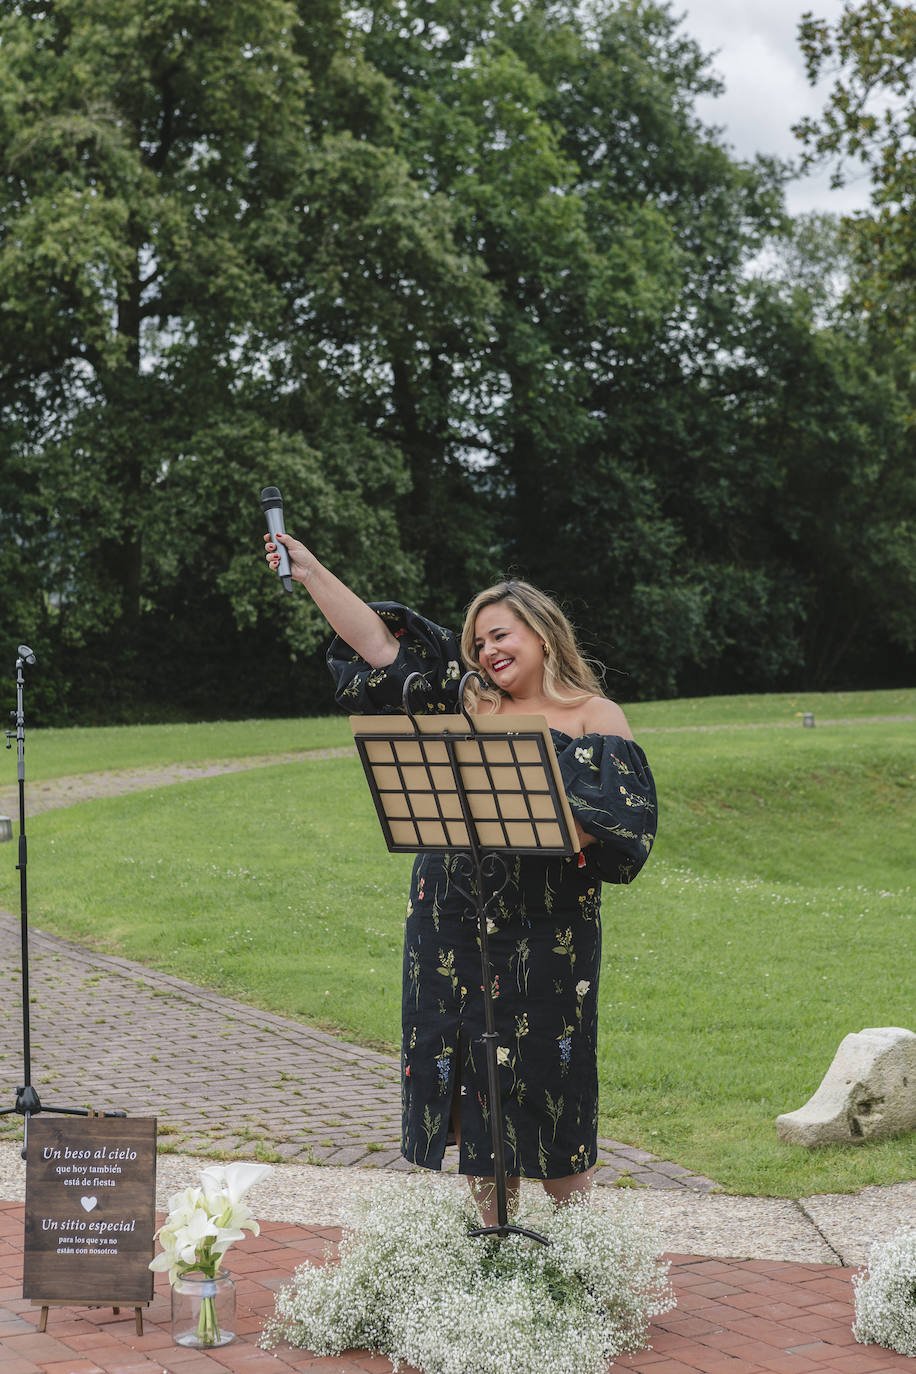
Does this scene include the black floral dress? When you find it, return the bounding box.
[328,604,657,1179]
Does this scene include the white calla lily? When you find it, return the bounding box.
[200,1161,272,1205]
[150,1160,274,1334]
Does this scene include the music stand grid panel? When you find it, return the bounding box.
[355,731,573,855]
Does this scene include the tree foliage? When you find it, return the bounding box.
[791,0,916,670]
[0,0,913,721]
[0,0,418,716]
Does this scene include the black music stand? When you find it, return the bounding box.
[351,671,579,1243]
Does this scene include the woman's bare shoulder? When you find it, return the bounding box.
[580,696,634,740]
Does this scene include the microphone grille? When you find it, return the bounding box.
[260,486,283,509]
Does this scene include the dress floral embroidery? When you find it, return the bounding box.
[327,603,658,1179]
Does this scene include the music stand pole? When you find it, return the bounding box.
[1,647,124,1158]
[463,842,546,1241]
[353,672,585,1244]
[441,673,550,1241]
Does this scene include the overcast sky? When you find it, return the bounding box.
[678,0,872,217]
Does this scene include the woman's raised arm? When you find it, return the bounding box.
[264,532,399,669]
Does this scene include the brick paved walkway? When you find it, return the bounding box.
[0,912,718,1190]
[0,1200,910,1374]
[0,904,909,1372]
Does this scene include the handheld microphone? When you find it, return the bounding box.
[17,646,36,665]
[260,487,293,594]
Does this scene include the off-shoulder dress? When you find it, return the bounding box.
[328,603,657,1179]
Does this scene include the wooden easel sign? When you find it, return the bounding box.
[23,1116,156,1308]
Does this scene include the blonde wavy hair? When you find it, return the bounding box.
[459,579,605,714]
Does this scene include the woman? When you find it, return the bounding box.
[265,531,657,1221]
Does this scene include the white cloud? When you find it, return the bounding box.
[678,0,872,216]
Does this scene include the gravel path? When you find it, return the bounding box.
[0,746,357,819]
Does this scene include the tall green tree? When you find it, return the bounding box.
[796,0,916,333]
[684,229,914,690]
[355,0,796,692]
[790,1,916,679]
[0,0,425,717]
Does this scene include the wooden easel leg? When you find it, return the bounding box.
[33,1301,149,1331]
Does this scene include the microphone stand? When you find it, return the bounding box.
[1,646,124,1157]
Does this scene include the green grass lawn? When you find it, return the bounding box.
[0,692,913,1197]
[14,684,913,782]
[627,685,915,730]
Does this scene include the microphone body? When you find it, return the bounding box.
[260,487,293,594]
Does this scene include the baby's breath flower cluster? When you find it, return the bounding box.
[261,1176,674,1374]
[852,1229,916,1356]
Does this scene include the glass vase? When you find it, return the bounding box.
[170,1269,236,1347]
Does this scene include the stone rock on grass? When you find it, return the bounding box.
[777,1027,916,1146]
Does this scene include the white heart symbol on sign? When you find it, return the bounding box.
[80,1196,98,1212]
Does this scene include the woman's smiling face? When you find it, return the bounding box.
[473,601,545,696]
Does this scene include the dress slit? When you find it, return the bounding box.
[445,1027,463,1150]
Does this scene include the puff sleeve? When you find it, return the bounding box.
[556,734,658,885]
[327,602,464,715]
